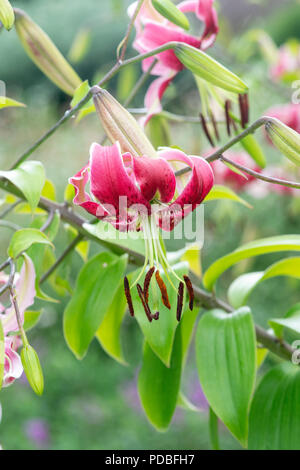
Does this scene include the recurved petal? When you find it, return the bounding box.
[132,154,176,203]
[158,148,214,229]
[3,337,23,388]
[196,0,219,49]
[89,142,151,212]
[140,72,175,127]
[69,165,103,217]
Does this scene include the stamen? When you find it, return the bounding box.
[200,113,214,147]
[225,100,232,136]
[183,275,194,311]
[153,312,160,321]
[210,110,220,141]
[143,266,155,304]
[176,282,184,322]
[155,270,171,310]
[124,276,134,317]
[137,284,153,323]
[238,93,249,129]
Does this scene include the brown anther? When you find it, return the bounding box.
[183,275,194,311]
[143,266,155,304]
[225,100,232,136]
[239,93,249,129]
[176,282,184,322]
[153,312,160,321]
[210,110,220,141]
[137,284,153,323]
[124,276,134,317]
[155,270,171,310]
[200,113,214,147]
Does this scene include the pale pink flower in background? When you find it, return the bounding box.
[270,43,300,82]
[129,0,219,125]
[265,103,300,135]
[0,255,36,388]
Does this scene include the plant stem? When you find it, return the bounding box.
[220,154,300,190]
[39,234,83,285]
[118,0,145,61]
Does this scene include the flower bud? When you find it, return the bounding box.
[0,0,14,30]
[265,117,300,166]
[21,344,44,396]
[14,8,82,96]
[175,43,248,94]
[152,0,190,31]
[92,86,157,158]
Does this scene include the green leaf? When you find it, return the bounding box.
[249,362,300,450]
[0,161,45,211]
[152,0,190,31]
[228,257,300,309]
[0,0,14,30]
[240,134,266,169]
[63,252,128,359]
[96,281,128,365]
[146,115,171,148]
[71,80,95,123]
[8,228,53,259]
[196,307,256,446]
[131,262,188,367]
[209,407,220,450]
[0,97,25,109]
[204,184,252,209]
[269,303,300,338]
[138,307,197,431]
[0,319,4,391]
[177,392,200,412]
[203,235,300,291]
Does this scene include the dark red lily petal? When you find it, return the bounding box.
[132,155,176,203]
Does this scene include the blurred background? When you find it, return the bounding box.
[0,0,300,450]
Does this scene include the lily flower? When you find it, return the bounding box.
[70,141,214,321]
[270,42,300,83]
[0,255,36,388]
[129,0,219,125]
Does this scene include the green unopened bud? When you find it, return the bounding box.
[92,86,157,158]
[175,44,248,94]
[21,344,44,396]
[0,0,14,30]
[152,0,190,31]
[265,117,300,166]
[14,9,82,96]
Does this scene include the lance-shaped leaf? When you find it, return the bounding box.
[8,229,53,259]
[14,8,82,96]
[96,281,128,365]
[175,44,248,94]
[249,362,300,450]
[152,0,190,30]
[269,303,300,338]
[203,235,300,291]
[240,134,266,169]
[0,97,25,110]
[196,307,256,447]
[131,262,188,367]
[0,161,45,212]
[228,257,300,309]
[68,28,91,64]
[138,306,198,431]
[0,0,14,30]
[204,184,252,208]
[64,252,128,359]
